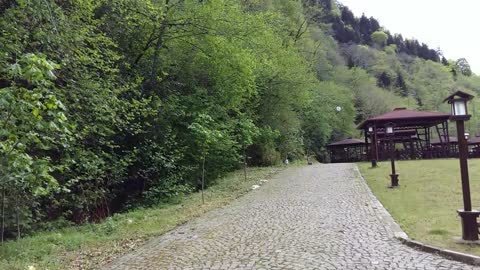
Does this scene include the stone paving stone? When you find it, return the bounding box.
[103,164,480,270]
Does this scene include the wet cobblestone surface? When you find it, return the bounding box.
[104,164,479,269]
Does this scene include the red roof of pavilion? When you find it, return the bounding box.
[327,138,365,147]
[357,108,450,129]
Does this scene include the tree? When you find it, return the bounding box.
[188,114,224,204]
[340,6,355,25]
[236,118,260,181]
[384,44,397,55]
[369,17,380,32]
[371,31,388,47]
[456,58,473,76]
[302,81,355,160]
[358,14,372,44]
[0,53,70,240]
[441,56,449,66]
[395,74,408,96]
[377,72,391,88]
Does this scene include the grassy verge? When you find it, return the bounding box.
[0,165,284,270]
[357,159,480,256]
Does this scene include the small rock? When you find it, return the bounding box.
[251,185,260,190]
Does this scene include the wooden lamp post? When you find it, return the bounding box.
[443,90,479,241]
[385,122,399,187]
[368,126,378,168]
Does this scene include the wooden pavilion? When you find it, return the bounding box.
[357,108,452,161]
[327,138,366,163]
[431,136,458,158]
[433,136,480,158]
[467,137,480,158]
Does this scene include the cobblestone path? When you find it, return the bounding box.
[104,164,479,270]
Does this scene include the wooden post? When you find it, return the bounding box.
[457,120,472,212]
[364,129,369,162]
[371,124,378,167]
[390,136,399,187]
[243,145,247,182]
[456,119,479,241]
[446,121,451,156]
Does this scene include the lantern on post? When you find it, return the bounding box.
[385,122,399,187]
[443,90,479,241]
[385,124,394,135]
[445,91,473,120]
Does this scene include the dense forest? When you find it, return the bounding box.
[1,0,480,240]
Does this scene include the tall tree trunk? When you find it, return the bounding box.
[243,145,247,182]
[15,196,20,240]
[150,0,170,82]
[1,186,4,244]
[201,156,205,204]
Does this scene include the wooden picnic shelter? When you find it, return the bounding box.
[327,138,366,163]
[431,136,458,157]
[357,108,451,161]
[467,136,480,158]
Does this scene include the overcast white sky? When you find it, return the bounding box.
[338,0,480,74]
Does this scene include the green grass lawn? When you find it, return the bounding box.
[0,165,287,270]
[358,159,480,256]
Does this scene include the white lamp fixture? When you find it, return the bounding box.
[453,99,467,116]
[386,126,394,135]
[443,91,474,120]
[385,122,395,136]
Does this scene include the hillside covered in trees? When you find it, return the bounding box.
[1,0,480,240]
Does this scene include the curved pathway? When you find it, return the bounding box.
[104,164,479,270]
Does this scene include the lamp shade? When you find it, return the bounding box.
[443,91,474,120]
[386,126,394,134]
[453,99,467,116]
